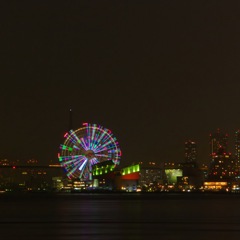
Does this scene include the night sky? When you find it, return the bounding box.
[1,1,240,166]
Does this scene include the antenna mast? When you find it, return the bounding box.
[69,108,73,131]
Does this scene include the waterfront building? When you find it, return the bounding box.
[27,158,38,165]
[235,130,240,170]
[92,161,117,190]
[206,129,240,190]
[164,168,183,185]
[203,181,228,191]
[0,159,19,166]
[200,164,208,180]
[209,129,228,161]
[208,147,235,181]
[0,159,10,166]
[164,162,182,169]
[138,161,162,187]
[0,163,65,192]
[121,164,140,191]
[184,140,197,163]
[92,162,141,192]
[235,130,240,159]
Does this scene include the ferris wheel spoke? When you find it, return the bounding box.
[87,124,91,149]
[102,134,112,144]
[95,154,109,158]
[90,157,99,165]
[92,128,108,151]
[65,133,78,144]
[79,159,88,179]
[59,145,73,151]
[61,157,85,167]
[73,145,80,150]
[70,130,88,151]
[94,147,107,153]
[64,133,77,144]
[79,136,88,150]
[79,157,88,171]
[62,159,79,167]
[67,162,83,178]
[92,132,101,150]
[94,139,111,152]
[92,128,101,149]
[88,158,99,172]
[90,124,97,149]
[82,136,90,150]
[97,136,114,148]
[59,155,85,161]
[95,140,116,153]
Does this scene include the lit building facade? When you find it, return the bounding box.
[164,169,183,184]
[138,161,162,187]
[92,161,117,190]
[121,164,140,191]
[235,130,240,164]
[92,163,142,192]
[0,164,66,192]
[184,140,197,163]
[203,181,228,191]
[209,129,228,161]
[208,148,235,181]
[139,167,162,186]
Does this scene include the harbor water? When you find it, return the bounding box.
[1,193,240,240]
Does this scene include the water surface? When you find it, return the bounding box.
[1,193,240,240]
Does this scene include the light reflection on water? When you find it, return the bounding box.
[1,193,240,240]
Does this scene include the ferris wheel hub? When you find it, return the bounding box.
[85,150,95,159]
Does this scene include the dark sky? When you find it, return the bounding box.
[1,1,240,166]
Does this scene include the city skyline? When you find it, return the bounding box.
[1,1,240,166]
[1,127,240,167]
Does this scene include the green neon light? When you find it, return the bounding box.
[165,169,183,184]
[122,164,140,175]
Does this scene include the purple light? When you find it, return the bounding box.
[59,123,121,180]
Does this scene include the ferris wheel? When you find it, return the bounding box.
[58,123,121,180]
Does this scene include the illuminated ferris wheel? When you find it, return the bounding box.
[58,123,121,180]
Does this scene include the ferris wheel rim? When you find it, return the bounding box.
[58,123,121,180]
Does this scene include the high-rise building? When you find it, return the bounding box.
[208,129,237,182]
[184,140,197,163]
[208,147,235,181]
[235,130,240,161]
[209,129,228,160]
[234,130,240,175]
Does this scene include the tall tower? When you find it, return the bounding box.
[208,129,235,181]
[184,140,197,163]
[235,130,240,162]
[69,108,73,131]
[209,129,228,160]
